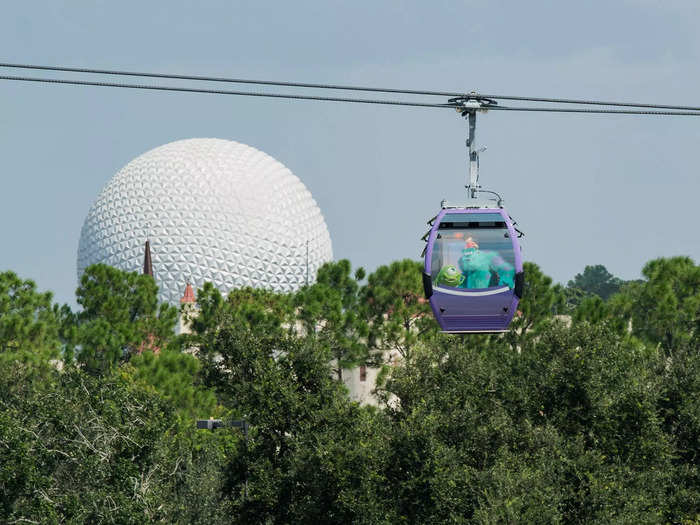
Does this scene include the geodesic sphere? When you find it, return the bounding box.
[77,138,333,304]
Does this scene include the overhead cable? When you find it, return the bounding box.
[0,74,454,109]
[1,72,700,116]
[487,106,700,116]
[480,93,700,112]
[2,61,700,112]
[0,62,461,97]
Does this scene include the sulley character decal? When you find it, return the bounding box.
[459,237,514,289]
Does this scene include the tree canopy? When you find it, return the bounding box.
[567,264,624,301]
[1,257,698,523]
[0,271,61,364]
[74,264,178,373]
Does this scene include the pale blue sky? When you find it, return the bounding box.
[1,1,699,306]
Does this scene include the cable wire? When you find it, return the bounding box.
[0,62,462,97]
[479,92,700,112]
[3,61,700,112]
[0,74,454,109]
[488,106,700,116]
[2,72,700,116]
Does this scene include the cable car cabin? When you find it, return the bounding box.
[423,208,523,333]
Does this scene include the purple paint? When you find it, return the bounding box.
[424,208,523,333]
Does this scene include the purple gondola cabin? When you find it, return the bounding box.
[423,207,524,333]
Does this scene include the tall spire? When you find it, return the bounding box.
[143,240,154,277]
[180,282,196,304]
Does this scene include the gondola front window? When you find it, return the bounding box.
[431,213,516,290]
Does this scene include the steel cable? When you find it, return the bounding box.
[0,74,454,109]
[479,93,700,112]
[0,62,462,97]
[488,106,700,116]
[2,71,700,116]
[2,61,700,112]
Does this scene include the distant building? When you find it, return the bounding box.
[177,282,197,336]
[77,138,333,304]
[81,139,392,405]
[342,350,400,407]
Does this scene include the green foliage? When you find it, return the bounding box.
[574,256,700,354]
[506,261,565,348]
[0,361,236,524]
[186,281,226,338]
[384,321,684,522]
[2,255,699,522]
[571,294,608,324]
[520,323,668,464]
[280,405,395,524]
[186,282,295,358]
[384,338,556,522]
[656,341,700,519]
[570,294,632,337]
[204,329,342,442]
[614,256,700,351]
[203,329,394,523]
[562,284,588,313]
[128,349,219,420]
[226,286,295,336]
[361,259,438,360]
[74,264,178,373]
[295,259,371,379]
[567,264,624,301]
[0,270,61,363]
[191,282,293,338]
[162,424,239,524]
[0,363,171,523]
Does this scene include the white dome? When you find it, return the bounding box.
[77,138,333,304]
